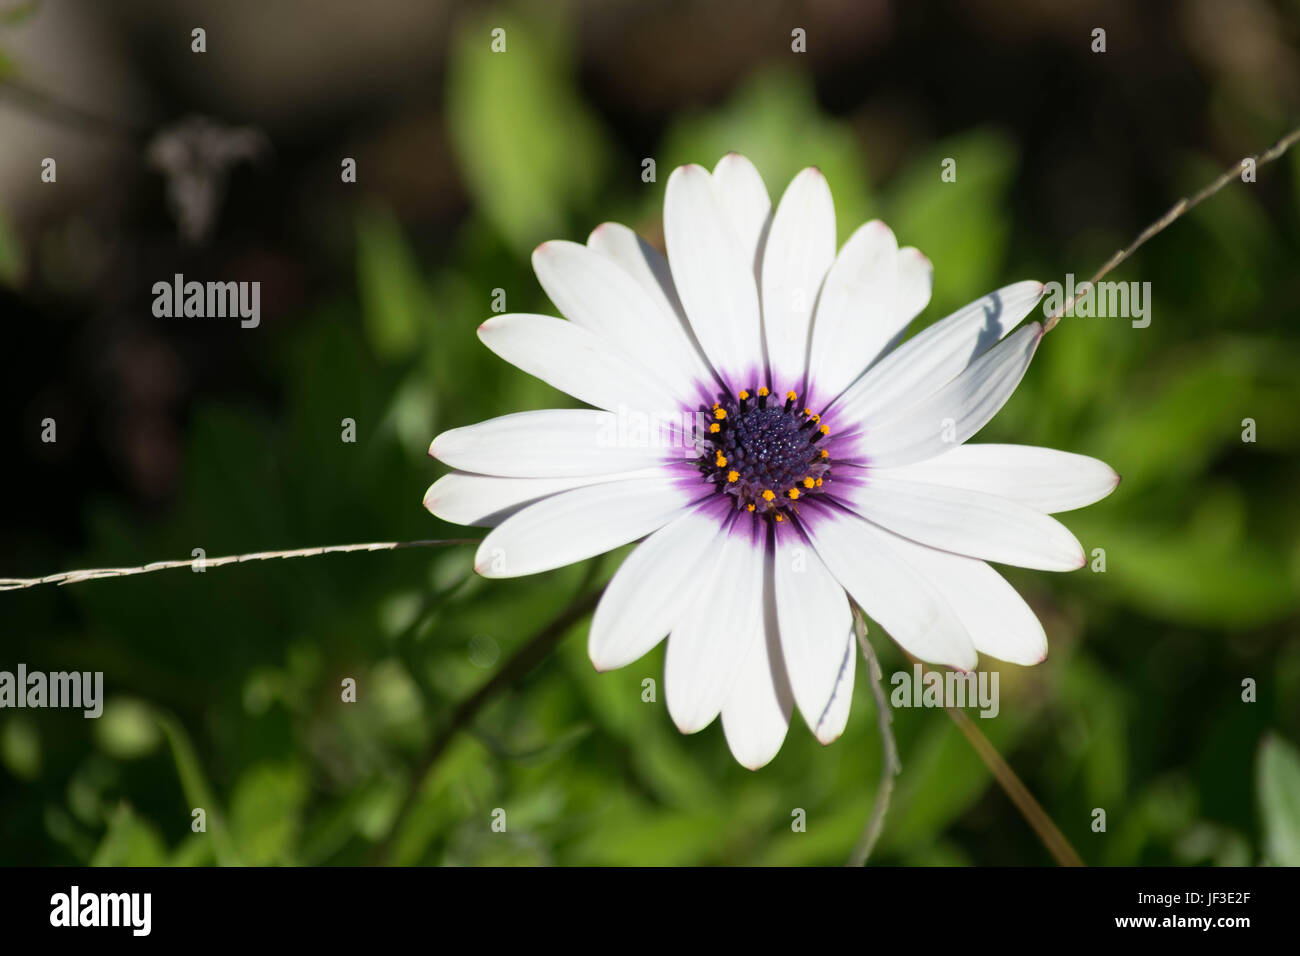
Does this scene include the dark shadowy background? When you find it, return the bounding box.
[1,0,1298,865]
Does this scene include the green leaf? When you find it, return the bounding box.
[885,129,1015,314]
[1069,511,1296,628]
[153,710,240,865]
[356,205,428,360]
[229,761,309,865]
[0,715,40,780]
[446,8,610,252]
[94,697,161,759]
[91,803,168,867]
[659,68,871,244]
[1257,733,1300,865]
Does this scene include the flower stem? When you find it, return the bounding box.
[942,690,1085,866]
[0,538,476,591]
[1043,123,1300,332]
[847,606,902,866]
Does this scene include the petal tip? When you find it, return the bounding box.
[815,726,846,746]
[671,162,708,179]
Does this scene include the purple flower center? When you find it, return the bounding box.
[698,388,833,521]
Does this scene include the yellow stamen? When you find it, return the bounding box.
[727,470,739,483]
[746,503,755,513]
[787,488,800,500]
[819,449,830,459]
[757,387,770,397]
[810,413,820,424]
[738,390,750,400]
[774,513,784,522]
[786,390,798,402]
[802,477,815,489]
[709,423,721,434]
[714,408,727,420]
[819,424,830,436]
[815,477,823,487]
[715,452,727,468]
[761,489,776,502]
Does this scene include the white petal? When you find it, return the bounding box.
[883,536,1048,665]
[588,508,724,671]
[721,578,794,770]
[833,280,1044,425]
[711,153,771,277]
[773,528,853,733]
[663,164,764,387]
[474,476,694,578]
[664,526,765,733]
[585,222,715,384]
[876,444,1120,513]
[853,322,1043,468]
[430,409,682,478]
[813,626,856,744]
[586,222,685,319]
[894,246,935,331]
[478,313,686,414]
[805,220,900,402]
[841,475,1085,572]
[532,240,710,405]
[761,167,836,391]
[424,467,665,528]
[806,508,976,670]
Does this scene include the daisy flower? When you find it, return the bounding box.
[424,154,1119,769]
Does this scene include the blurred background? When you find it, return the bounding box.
[1,0,1299,866]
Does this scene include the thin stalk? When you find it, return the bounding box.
[0,539,475,591]
[847,606,902,867]
[1043,124,1300,332]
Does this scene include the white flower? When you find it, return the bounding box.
[425,154,1119,769]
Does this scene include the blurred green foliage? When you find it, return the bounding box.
[2,8,1299,867]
